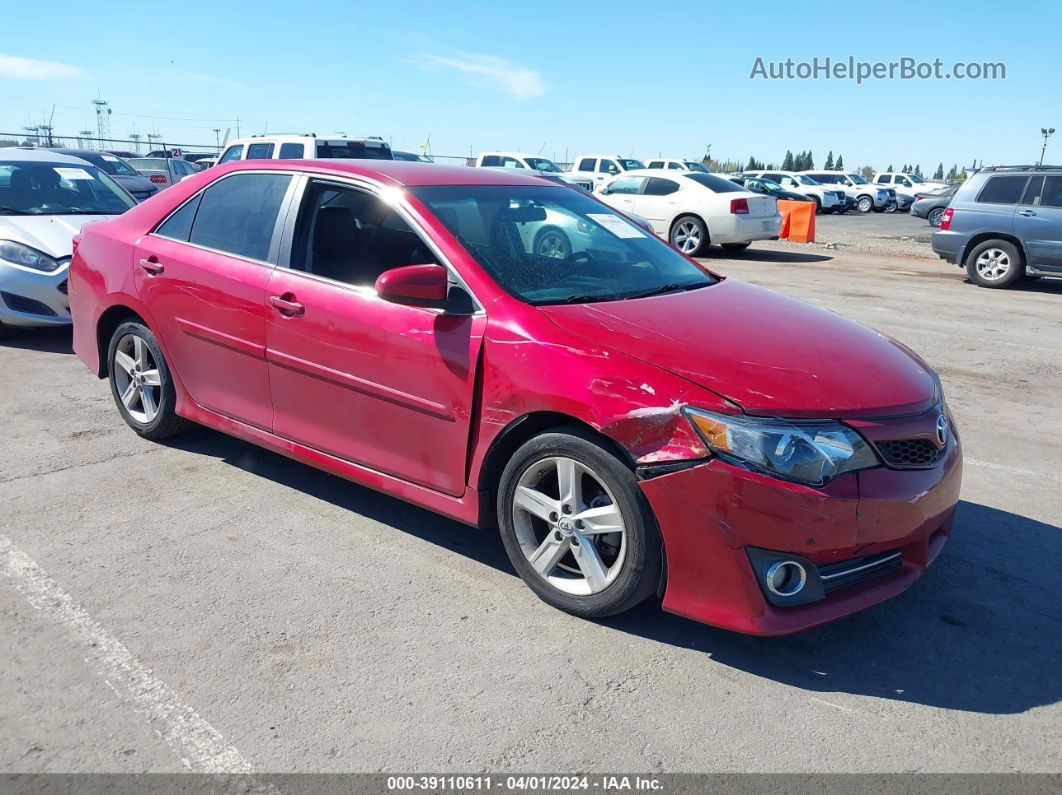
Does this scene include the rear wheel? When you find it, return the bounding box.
[497,429,661,619]
[928,207,945,227]
[965,239,1023,288]
[670,215,708,256]
[107,321,190,439]
[533,227,572,260]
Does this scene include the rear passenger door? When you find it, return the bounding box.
[135,171,296,430]
[1014,175,1062,270]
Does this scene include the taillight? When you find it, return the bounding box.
[149,174,166,184]
[939,208,954,230]
[730,198,750,214]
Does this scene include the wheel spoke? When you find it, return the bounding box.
[120,381,138,409]
[140,386,157,420]
[574,503,624,535]
[555,458,581,511]
[113,349,135,376]
[527,534,570,577]
[570,536,609,592]
[514,485,558,523]
[140,369,161,387]
[133,336,147,369]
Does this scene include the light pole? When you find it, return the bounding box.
[1039,128,1055,166]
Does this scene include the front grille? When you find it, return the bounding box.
[833,191,845,200]
[876,438,946,468]
[1,291,57,317]
[57,279,69,295]
[818,549,902,593]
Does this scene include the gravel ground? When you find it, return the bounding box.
[1,243,1060,776]
[803,210,938,257]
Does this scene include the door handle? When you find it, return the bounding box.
[269,294,304,317]
[1018,209,1036,217]
[139,257,164,275]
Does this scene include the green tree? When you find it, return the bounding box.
[860,165,874,180]
[887,163,894,172]
[782,150,794,170]
[835,154,844,170]
[934,162,944,179]
[824,150,834,170]
[914,164,923,177]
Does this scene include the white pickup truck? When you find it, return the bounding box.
[473,152,594,191]
[567,154,646,187]
[743,170,847,214]
[801,170,897,213]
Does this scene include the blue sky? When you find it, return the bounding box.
[2,0,1059,171]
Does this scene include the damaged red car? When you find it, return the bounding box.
[69,161,962,635]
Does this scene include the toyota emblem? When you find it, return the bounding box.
[935,414,949,446]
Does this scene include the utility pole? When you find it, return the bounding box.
[1039,127,1055,166]
[93,97,112,148]
[213,128,221,150]
[79,130,93,148]
[130,132,142,154]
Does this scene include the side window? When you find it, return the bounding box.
[289,181,438,287]
[644,177,680,196]
[279,143,305,158]
[218,145,243,164]
[481,155,502,167]
[577,158,596,171]
[1020,176,1045,205]
[246,143,275,160]
[875,175,889,183]
[667,162,683,170]
[647,161,663,169]
[605,176,644,195]
[155,194,202,241]
[898,177,911,187]
[500,157,524,168]
[1039,176,1062,208]
[976,176,1028,205]
[598,159,619,174]
[188,173,292,261]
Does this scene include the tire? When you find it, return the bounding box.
[0,322,7,341]
[927,207,944,227]
[811,196,823,214]
[856,195,874,213]
[107,320,190,439]
[964,239,1024,288]
[883,203,897,213]
[721,242,751,252]
[533,226,572,260]
[497,428,662,619]
[670,215,708,257]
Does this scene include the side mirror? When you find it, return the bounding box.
[375,264,449,308]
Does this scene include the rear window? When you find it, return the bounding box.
[315,140,393,160]
[188,173,292,261]
[245,143,275,160]
[128,158,169,172]
[976,176,1028,205]
[683,173,745,193]
[279,143,304,158]
[1041,176,1062,208]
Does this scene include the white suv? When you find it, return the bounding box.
[744,170,846,213]
[801,170,896,213]
[567,154,646,187]
[216,135,393,164]
[874,172,950,195]
[645,158,711,173]
[474,152,593,191]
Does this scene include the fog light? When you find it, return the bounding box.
[765,560,807,597]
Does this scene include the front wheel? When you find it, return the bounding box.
[965,240,1024,288]
[670,215,708,257]
[497,429,662,619]
[928,207,945,227]
[884,203,897,213]
[721,242,751,252]
[856,195,873,213]
[108,320,190,439]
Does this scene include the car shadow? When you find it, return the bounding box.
[709,248,834,264]
[0,326,74,354]
[163,429,1061,715]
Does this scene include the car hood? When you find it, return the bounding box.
[0,215,116,259]
[540,278,936,418]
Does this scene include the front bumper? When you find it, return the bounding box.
[639,431,962,635]
[0,260,72,328]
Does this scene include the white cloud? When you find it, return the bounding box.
[411,50,545,99]
[0,53,83,80]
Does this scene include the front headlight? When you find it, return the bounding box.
[683,407,879,486]
[0,240,62,272]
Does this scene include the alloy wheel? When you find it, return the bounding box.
[511,456,627,596]
[112,333,162,423]
[672,221,702,254]
[535,231,568,259]
[857,196,873,213]
[975,248,1012,281]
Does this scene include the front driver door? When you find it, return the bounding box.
[264,178,484,496]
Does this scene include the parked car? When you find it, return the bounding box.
[728,175,815,203]
[0,149,135,337]
[127,156,199,191]
[69,159,960,635]
[875,172,949,195]
[801,170,896,213]
[598,170,781,255]
[474,151,593,191]
[567,154,645,187]
[645,158,710,173]
[105,150,140,159]
[217,135,394,164]
[911,186,957,227]
[184,152,219,169]
[47,148,159,202]
[744,171,846,213]
[393,150,434,163]
[932,165,1062,287]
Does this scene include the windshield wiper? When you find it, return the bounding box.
[623,282,708,300]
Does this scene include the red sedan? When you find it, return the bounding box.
[68,160,961,635]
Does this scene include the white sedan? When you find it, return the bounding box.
[596,170,780,256]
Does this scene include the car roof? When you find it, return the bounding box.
[0,148,96,165]
[206,159,561,187]
[226,135,386,145]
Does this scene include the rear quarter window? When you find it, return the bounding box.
[976,176,1028,205]
[188,173,292,261]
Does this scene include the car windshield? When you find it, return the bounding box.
[524,157,562,172]
[908,174,926,183]
[847,173,868,184]
[682,173,746,193]
[794,174,821,185]
[758,179,785,193]
[683,162,709,172]
[0,161,135,215]
[78,152,140,177]
[411,185,716,306]
[618,159,645,170]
